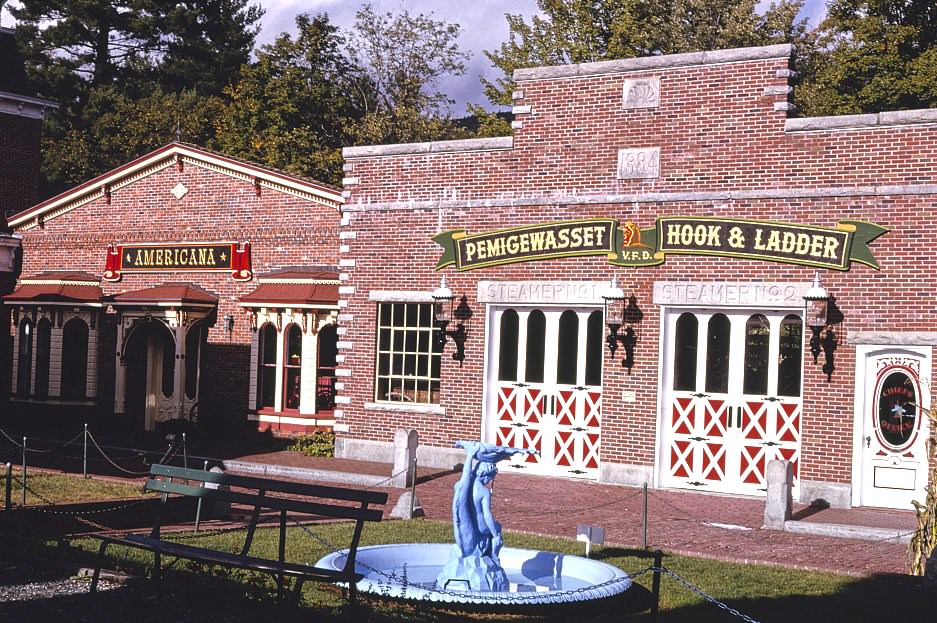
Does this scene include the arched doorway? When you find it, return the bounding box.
[123,319,175,431]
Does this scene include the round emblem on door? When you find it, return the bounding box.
[876,369,918,449]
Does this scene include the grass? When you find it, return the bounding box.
[5,469,145,505]
[6,519,926,622]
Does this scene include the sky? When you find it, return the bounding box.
[1,0,828,115]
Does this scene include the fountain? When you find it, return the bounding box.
[316,441,633,607]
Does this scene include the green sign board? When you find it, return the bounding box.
[434,217,887,271]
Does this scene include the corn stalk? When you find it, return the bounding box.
[909,406,937,575]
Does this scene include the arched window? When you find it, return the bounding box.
[556,310,579,385]
[777,315,803,397]
[160,330,175,398]
[705,314,730,394]
[585,310,603,386]
[673,313,698,391]
[184,323,205,400]
[284,324,302,409]
[498,310,519,382]
[61,318,89,399]
[16,318,33,397]
[35,318,52,400]
[525,310,546,383]
[257,323,277,409]
[743,314,770,395]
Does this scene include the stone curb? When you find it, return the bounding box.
[784,520,913,544]
[221,460,392,488]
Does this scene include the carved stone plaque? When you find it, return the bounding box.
[622,78,660,109]
[617,147,660,179]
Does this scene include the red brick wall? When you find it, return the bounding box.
[0,114,42,218]
[15,158,340,425]
[338,47,937,488]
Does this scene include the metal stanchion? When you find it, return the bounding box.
[83,423,89,479]
[4,462,11,510]
[21,437,27,506]
[651,549,663,622]
[194,460,209,532]
[182,432,188,469]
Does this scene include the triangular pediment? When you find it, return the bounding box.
[8,142,343,231]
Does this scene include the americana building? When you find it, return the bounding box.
[4,143,344,436]
[335,44,936,511]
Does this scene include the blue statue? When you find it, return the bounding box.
[436,440,537,592]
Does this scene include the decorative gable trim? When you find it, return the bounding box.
[9,142,343,231]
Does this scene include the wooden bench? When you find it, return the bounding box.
[89,463,387,603]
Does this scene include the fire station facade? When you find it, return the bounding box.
[334,44,937,511]
[6,44,937,511]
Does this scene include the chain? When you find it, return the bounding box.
[657,566,761,623]
[85,432,152,476]
[10,475,151,535]
[359,464,415,491]
[497,486,646,520]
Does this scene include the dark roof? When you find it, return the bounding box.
[0,28,30,96]
[4,271,103,304]
[239,283,339,307]
[109,283,218,306]
[240,269,340,307]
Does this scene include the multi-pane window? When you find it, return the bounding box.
[257,323,277,409]
[284,324,302,409]
[777,315,803,397]
[375,302,441,404]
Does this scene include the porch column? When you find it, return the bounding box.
[174,322,186,420]
[114,314,127,417]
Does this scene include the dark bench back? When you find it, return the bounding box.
[146,464,387,522]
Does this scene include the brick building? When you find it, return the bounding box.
[4,142,344,436]
[336,44,936,511]
[0,26,56,403]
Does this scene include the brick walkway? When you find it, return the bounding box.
[233,451,918,577]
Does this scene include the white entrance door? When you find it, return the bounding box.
[856,347,931,509]
[485,306,604,478]
[660,309,804,495]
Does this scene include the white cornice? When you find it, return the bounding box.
[0,91,58,119]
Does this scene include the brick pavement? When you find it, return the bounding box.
[235,452,918,578]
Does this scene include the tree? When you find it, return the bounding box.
[212,13,357,185]
[11,0,262,198]
[794,0,937,116]
[484,0,809,108]
[345,3,471,145]
[40,86,223,192]
[151,0,264,96]
[10,0,158,103]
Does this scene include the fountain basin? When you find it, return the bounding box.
[316,543,631,605]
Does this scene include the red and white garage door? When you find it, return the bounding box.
[485,306,604,478]
[660,309,803,496]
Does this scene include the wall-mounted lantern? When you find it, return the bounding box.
[803,271,838,381]
[223,313,234,336]
[602,276,642,372]
[432,276,470,366]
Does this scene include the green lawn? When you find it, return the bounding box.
[6,469,145,505]
[14,519,925,623]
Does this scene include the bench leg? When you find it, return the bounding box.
[153,550,162,585]
[89,540,110,593]
[292,578,305,605]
